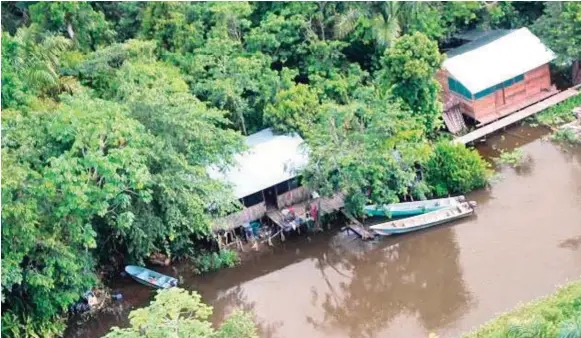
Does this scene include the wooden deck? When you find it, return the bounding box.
[341,211,375,240]
[475,88,559,126]
[266,193,346,231]
[455,88,580,145]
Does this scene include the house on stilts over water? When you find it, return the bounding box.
[439,27,557,133]
[208,128,346,249]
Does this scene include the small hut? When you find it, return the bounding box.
[208,128,310,234]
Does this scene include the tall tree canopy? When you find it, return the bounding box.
[378,32,444,134]
[534,2,581,84]
[28,2,115,51]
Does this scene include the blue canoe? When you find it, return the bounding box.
[364,196,466,218]
[370,202,476,236]
[125,265,178,289]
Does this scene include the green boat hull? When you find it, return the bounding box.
[364,196,465,218]
[365,206,443,218]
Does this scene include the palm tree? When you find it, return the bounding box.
[334,2,424,49]
[9,24,74,96]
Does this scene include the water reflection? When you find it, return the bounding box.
[306,226,473,337]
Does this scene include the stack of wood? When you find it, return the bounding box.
[442,95,467,134]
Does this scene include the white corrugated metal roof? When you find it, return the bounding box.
[443,28,556,94]
[208,128,309,199]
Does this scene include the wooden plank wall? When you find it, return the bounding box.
[277,186,310,209]
[525,64,551,95]
[472,94,496,117]
[213,202,267,231]
[471,64,552,120]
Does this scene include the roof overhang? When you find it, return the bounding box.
[443,27,556,94]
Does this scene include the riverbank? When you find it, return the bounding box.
[464,279,581,337]
[65,124,581,338]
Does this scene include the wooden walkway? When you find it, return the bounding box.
[454,88,580,145]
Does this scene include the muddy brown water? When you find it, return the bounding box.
[66,125,581,338]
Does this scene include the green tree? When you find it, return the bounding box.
[29,2,115,51]
[301,98,430,215]
[423,142,491,197]
[92,2,147,42]
[245,10,311,66]
[378,32,444,134]
[1,94,153,337]
[1,26,79,107]
[264,83,321,134]
[139,2,203,54]
[534,2,581,85]
[334,2,431,49]
[172,37,280,135]
[104,288,258,338]
[437,2,484,41]
[486,2,545,30]
[246,2,338,68]
[104,58,244,259]
[74,39,157,98]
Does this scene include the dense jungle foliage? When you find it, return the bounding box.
[1,2,580,336]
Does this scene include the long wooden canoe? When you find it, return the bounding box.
[364,196,466,218]
[370,201,476,236]
[125,265,178,289]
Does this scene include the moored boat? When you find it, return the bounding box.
[125,265,178,289]
[370,201,476,236]
[364,196,466,218]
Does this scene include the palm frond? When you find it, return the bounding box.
[334,8,362,39]
[371,14,401,49]
[25,68,58,89]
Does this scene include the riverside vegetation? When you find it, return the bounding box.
[464,280,581,338]
[1,2,580,337]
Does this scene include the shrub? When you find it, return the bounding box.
[551,128,581,145]
[424,142,491,197]
[464,281,581,338]
[494,149,529,168]
[191,250,240,274]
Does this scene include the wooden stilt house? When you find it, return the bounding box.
[439,28,557,129]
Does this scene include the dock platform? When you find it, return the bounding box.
[454,88,580,145]
[342,211,375,240]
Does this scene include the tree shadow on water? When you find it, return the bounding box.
[210,284,284,338]
[306,227,475,338]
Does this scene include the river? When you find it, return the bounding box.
[66,125,581,338]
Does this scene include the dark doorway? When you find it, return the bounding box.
[263,186,278,209]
